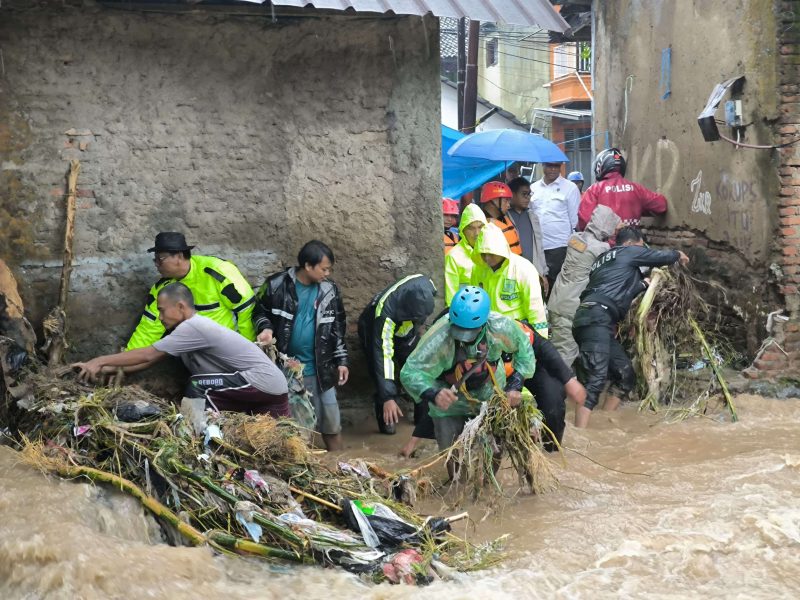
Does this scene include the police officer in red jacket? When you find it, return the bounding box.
[577,148,668,233]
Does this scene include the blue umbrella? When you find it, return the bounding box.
[447,128,569,163]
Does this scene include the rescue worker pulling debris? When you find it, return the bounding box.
[399,286,535,475]
[573,226,689,428]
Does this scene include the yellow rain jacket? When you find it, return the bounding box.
[470,223,549,337]
[444,204,487,305]
[127,255,256,349]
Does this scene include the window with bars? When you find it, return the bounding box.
[563,127,593,175]
[485,38,498,67]
[577,42,591,73]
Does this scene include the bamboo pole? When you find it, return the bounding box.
[288,485,342,512]
[207,531,304,562]
[52,462,206,546]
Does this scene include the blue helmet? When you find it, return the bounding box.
[567,171,584,182]
[449,286,490,342]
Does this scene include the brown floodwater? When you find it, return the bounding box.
[1,394,799,599]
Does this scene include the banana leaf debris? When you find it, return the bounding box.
[620,266,743,421]
[0,357,510,586]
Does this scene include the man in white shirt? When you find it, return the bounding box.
[530,162,581,292]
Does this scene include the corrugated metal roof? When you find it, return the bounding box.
[250,0,570,30]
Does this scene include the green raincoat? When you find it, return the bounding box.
[400,312,535,419]
[444,204,488,305]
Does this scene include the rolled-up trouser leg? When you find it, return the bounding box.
[525,368,567,452]
[548,312,579,367]
[608,337,636,399]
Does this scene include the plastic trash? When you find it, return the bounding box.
[344,500,454,548]
[234,501,263,543]
[73,424,91,438]
[204,424,222,446]
[115,399,161,422]
[382,549,430,585]
[338,461,371,479]
[277,512,365,545]
[244,469,269,493]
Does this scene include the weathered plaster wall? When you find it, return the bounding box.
[594,0,782,355]
[0,4,442,388]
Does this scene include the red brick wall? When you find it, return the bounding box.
[747,1,800,379]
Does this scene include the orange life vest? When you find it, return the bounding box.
[504,321,535,376]
[444,230,460,255]
[491,216,522,256]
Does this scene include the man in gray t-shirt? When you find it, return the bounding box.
[73,282,289,417]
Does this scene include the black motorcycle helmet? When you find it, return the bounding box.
[593,147,627,181]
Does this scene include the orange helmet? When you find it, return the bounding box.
[480,181,512,203]
[442,198,460,216]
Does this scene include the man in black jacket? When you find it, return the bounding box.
[357,275,436,447]
[573,227,689,428]
[519,323,586,451]
[253,240,349,450]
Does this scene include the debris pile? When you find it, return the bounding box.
[621,266,740,421]
[3,360,506,585]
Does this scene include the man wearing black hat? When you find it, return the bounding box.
[127,232,256,349]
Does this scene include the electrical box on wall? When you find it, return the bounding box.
[724,100,743,127]
[697,75,745,142]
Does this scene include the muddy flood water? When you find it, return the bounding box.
[1,394,799,599]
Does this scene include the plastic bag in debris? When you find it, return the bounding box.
[274,353,316,430]
[288,387,316,431]
[320,547,385,573]
[343,500,452,548]
[244,469,269,492]
[277,513,364,546]
[338,460,371,479]
[204,423,222,446]
[382,549,433,585]
[3,345,28,374]
[115,399,162,422]
[235,504,263,543]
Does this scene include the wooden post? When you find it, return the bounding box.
[58,159,80,310]
[45,159,80,366]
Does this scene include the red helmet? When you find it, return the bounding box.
[442,198,460,216]
[479,181,513,203]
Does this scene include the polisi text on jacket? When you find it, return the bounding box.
[604,184,634,193]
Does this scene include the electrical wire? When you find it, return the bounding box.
[476,75,544,100]
[717,130,800,149]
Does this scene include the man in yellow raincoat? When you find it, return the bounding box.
[469,223,548,337]
[443,204,487,305]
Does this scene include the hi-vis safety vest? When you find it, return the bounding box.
[126,255,256,349]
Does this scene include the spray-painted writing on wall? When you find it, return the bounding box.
[690,170,712,215]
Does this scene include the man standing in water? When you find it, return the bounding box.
[573,227,688,428]
[253,241,349,451]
